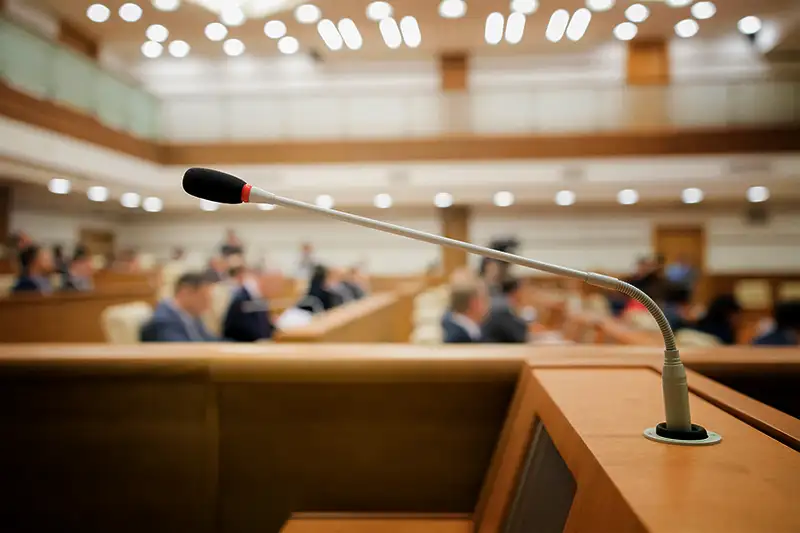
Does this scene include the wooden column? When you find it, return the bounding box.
[440,205,470,276]
[439,53,470,134]
[58,20,99,60]
[626,39,669,128]
[0,186,10,244]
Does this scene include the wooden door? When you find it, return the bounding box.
[79,229,115,257]
[653,225,706,302]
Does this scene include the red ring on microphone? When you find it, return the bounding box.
[241,184,252,203]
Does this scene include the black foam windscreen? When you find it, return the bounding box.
[182,168,247,204]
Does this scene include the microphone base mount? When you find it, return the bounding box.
[644,423,722,446]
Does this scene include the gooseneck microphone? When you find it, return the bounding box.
[182,167,721,446]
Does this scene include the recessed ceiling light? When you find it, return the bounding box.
[86,4,110,23]
[143,196,163,212]
[493,191,515,207]
[617,189,639,205]
[439,0,466,19]
[374,193,393,209]
[681,187,704,204]
[511,0,538,15]
[152,0,179,11]
[295,4,321,24]
[48,178,70,195]
[379,17,402,49]
[555,190,576,206]
[120,192,141,208]
[485,12,504,45]
[220,5,246,26]
[691,1,715,20]
[746,186,770,203]
[546,9,570,42]
[613,21,637,41]
[168,40,190,58]
[119,3,143,22]
[665,0,691,6]
[87,186,109,202]
[338,18,363,50]
[257,203,276,211]
[278,35,299,54]
[566,8,592,42]
[223,38,245,56]
[200,199,220,212]
[505,11,526,44]
[315,194,334,209]
[434,192,453,208]
[146,24,169,42]
[738,16,762,35]
[317,19,343,50]
[399,16,421,48]
[625,3,648,23]
[141,40,163,58]
[205,22,228,41]
[264,20,287,39]
[585,0,613,12]
[366,1,392,21]
[674,18,699,38]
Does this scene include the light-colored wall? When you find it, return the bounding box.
[9,210,117,250]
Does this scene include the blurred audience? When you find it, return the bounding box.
[753,301,800,346]
[12,245,54,294]
[62,247,94,292]
[296,242,316,281]
[171,247,186,262]
[482,278,529,343]
[339,266,367,301]
[666,254,697,294]
[443,278,488,343]
[690,294,742,345]
[662,285,694,332]
[205,256,228,283]
[223,269,284,342]
[299,264,338,313]
[220,229,244,257]
[140,272,217,342]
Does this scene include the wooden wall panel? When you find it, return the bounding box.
[440,53,468,92]
[58,20,99,59]
[440,206,470,276]
[627,39,670,86]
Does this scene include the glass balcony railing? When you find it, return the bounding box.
[0,17,160,140]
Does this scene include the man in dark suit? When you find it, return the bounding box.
[223,270,283,342]
[481,278,529,343]
[442,279,488,343]
[753,301,800,346]
[61,247,94,292]
[140,272,218,342]
[11,244,54,294]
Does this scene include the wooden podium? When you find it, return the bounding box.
[0,344,797,533]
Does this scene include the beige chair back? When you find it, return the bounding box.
[0,274,15,296]
[203,282,235,337]
[675,328,723,347]
[101,302,154,344]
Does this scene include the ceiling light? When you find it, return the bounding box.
[374,193,393,209]
[746,186,770,203]
[142,197,163,212]
[120,192,141,208]
[566,8,592,42]
[152,0,180,11]
[617,189,639,205]
[625,3,648,23]
[317,19,343,50]
[399,16,421,48]
[511,0,538,15]
[434,192,453,208]
[205,22,228,41]
[86,4,110,22]
[295,4,321,24]
[367,1,392,21]
[681,187,704,204]
[146,24,169,42]
[379,17,402,49]
[141,41,163,58]
[220,6,246,26]
[315,194,334,209]
[505,12,526,44]
[555,190,576,206]
[439,0,466,19]
[264,20,287,39]
[738,16,762,35]
[223,38,245,56]
[257,203,276,211]
[200,199,220,212]
[613,21,637,41]
[493,191,514,207]
[168,40,190,58]
[586,0,613,12]
[691,1,715,20]
[485,12,504,45]
[546,9,570,42]
[338,18,363,50]
[278,36,299,54]
[87,186,109,202]
[665,0,691,6]
[119,3,143,22]
[674,19,698,38]
[48,178,70,195]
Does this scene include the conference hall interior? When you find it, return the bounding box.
[0,0,798,531]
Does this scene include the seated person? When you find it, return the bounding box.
[140,272,218,342]
[12,244,54,294]
[441,267,479,329]
[689,294,741,345]
[298,264,338,313]
[339,266,367,301]
[62,246,95,291]
[223,269,283,342]
[205,256,228,283]
[662,284,694,332]
[753,301,800,346]
[482,278,529,343]
[442,279,488,343]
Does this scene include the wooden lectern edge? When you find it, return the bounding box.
[280,513,473,533]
